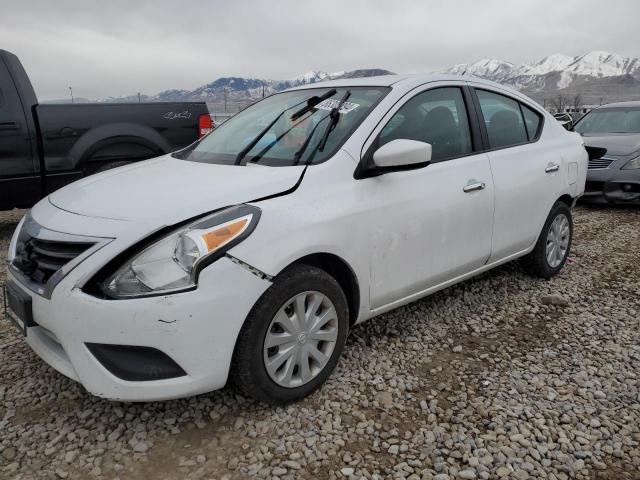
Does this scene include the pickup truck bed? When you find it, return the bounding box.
[0,49,210,210]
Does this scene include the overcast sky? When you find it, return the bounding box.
[2,0,639,100]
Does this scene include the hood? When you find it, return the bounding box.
[49,155,305,224]
[581,133,640,156]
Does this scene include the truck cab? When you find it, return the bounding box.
[0,49,211,210]
[0,49,41,208]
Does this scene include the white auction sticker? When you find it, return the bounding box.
[315,99,360,114]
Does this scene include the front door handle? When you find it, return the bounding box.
[463,182,486,193]
[0,121,19,131]
[545,164,560,173]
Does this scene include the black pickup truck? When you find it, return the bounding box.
[0,49,211,210]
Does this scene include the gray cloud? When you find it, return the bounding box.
[1,0,638,99]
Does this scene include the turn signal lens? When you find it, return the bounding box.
[202,218,249,251]
[174,214,253,273]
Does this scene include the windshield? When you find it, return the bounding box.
[575,107,640,134]
[174,86,389,166]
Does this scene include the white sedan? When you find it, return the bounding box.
[5,75,587,403]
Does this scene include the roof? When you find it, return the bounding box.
[597,101,640,109]
[283,73,537,110]
[286,73,504,90]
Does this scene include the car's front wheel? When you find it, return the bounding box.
[523,201,573,278]
[231,264,349,404]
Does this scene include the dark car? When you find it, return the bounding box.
[0,49,212,210]
[574,101,640,204]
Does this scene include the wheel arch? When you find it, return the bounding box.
[67,122,171,169]
[527,193,575,256]
[556,193,574,207]
[286,252,360,327]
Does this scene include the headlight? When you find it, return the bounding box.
[7,214,27,263]
[102,205,260,299]
[622,156,640,170]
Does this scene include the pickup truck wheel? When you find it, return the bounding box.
[523,201,573,279]
[231,264,349,404]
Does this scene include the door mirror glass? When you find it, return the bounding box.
[373,139,432,168]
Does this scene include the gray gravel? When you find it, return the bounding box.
[1,205,639,480]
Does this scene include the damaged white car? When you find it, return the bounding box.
[5,74,587,403]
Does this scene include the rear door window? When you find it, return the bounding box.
[476,90,528,149]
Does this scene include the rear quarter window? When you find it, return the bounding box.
[521,104,542,140]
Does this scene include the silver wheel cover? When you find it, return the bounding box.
[545,213,570,268]
[263,291,339,388]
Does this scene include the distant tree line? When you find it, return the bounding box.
[544,94,584,113]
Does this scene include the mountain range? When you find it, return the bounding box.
[444,51,640,105]
[94,69,393,108]
[52,51,640,109]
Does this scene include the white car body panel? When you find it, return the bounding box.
[49,155,304,223]
[10,255,270,401]
[5,74,588,400]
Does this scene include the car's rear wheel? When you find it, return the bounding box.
[231,264,349,404]
[523,201,573,278]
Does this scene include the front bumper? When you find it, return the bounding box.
[582,163,640,204]
[582,180,640,204]
[6,256,271,402]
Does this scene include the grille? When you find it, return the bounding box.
[588,157,614,170]
[14,237,94,285]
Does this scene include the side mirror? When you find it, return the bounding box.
[553,113,574,131]
[372,139,432,169]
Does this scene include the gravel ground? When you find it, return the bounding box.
[1,205,639,480]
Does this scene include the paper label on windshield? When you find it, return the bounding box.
[315,99,360,114]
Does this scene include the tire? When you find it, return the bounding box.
[523,201,573,279]
[231,264,349,404]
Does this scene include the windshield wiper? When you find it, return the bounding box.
[294,90,352,166]
[234,99,306,165]
[292,113,332,165]
[290,88,337,121]
[248,113,323,164]
[235,89,338,166]
[315,90,351,155]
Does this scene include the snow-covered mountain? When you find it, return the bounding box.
[71,51,640,107]
[514,53,574,76]
[444,51,640,92]
[122,68,393,105]
[447,59,516,81]
[566,51,640,77]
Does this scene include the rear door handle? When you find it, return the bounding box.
[0,121,19,131]
[545,164,560,173]
[463,182,486,193]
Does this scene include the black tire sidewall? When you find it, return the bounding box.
[232,265,349,404]
[533,202,573,278]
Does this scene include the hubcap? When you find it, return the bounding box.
[545,213,570,268]
[263,291,339,388]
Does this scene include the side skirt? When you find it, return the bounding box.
[362,247,533,322]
